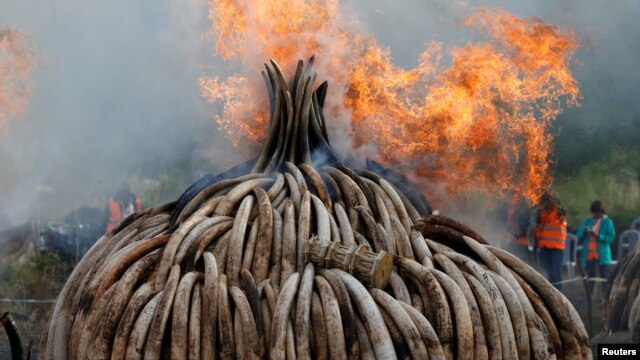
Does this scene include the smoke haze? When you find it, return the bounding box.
[0,0,638,233]
[0,0,233,224]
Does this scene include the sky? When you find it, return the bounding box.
[0,0,638,225]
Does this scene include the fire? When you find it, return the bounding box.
[201,0,354,148]
[0,28,33,131]
[200,2,580,204]
[200,74,268,147]
[348,9,580,203]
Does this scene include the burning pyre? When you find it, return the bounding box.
[201,3,580,205]
[39,58,589,359]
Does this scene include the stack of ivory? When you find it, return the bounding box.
[39,57,590,359]
[607,240,640,343]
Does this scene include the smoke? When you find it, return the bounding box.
[200,1,580,208]
[0,0,232,225]
[1,0,637,240]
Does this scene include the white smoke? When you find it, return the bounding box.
[0,0,637,238]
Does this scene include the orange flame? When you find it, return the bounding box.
[200,2,580,204]
[0,28,33,131]
[201,0,353,147]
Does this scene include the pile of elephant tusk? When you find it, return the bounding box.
[39,57,590,359]
[607,241,640,343]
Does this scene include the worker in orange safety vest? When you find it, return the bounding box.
[106,184,142,232]
[529,191,567,290]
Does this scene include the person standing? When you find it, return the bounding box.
[576,200,615,288]
[106,184,143,232]
[530,192,568,290]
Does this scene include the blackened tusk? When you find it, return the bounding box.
[418,215,488,244]
[168,158,257,228]
[288,65,307,163]
[366,158,432,215]
[316,81,328,109]
[274,90,294,170]
[309,94,340,167]
[262,69,275,124]
[253,65,282,173]
[290,59,304,100]
[299,74,316,164]
[1,312,25,360]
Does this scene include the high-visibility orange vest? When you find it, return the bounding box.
[107,197,142,232]
[535,208,567,250]
[107,197,121,232]
[587,218,601,261]
[587,239,599,260]
[515,235,529,246]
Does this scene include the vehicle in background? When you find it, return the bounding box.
[37,207,105,265]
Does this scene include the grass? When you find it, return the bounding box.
[554,147,640,230]
[0,252,69,346]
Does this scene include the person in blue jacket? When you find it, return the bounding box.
[576,200,615,291]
